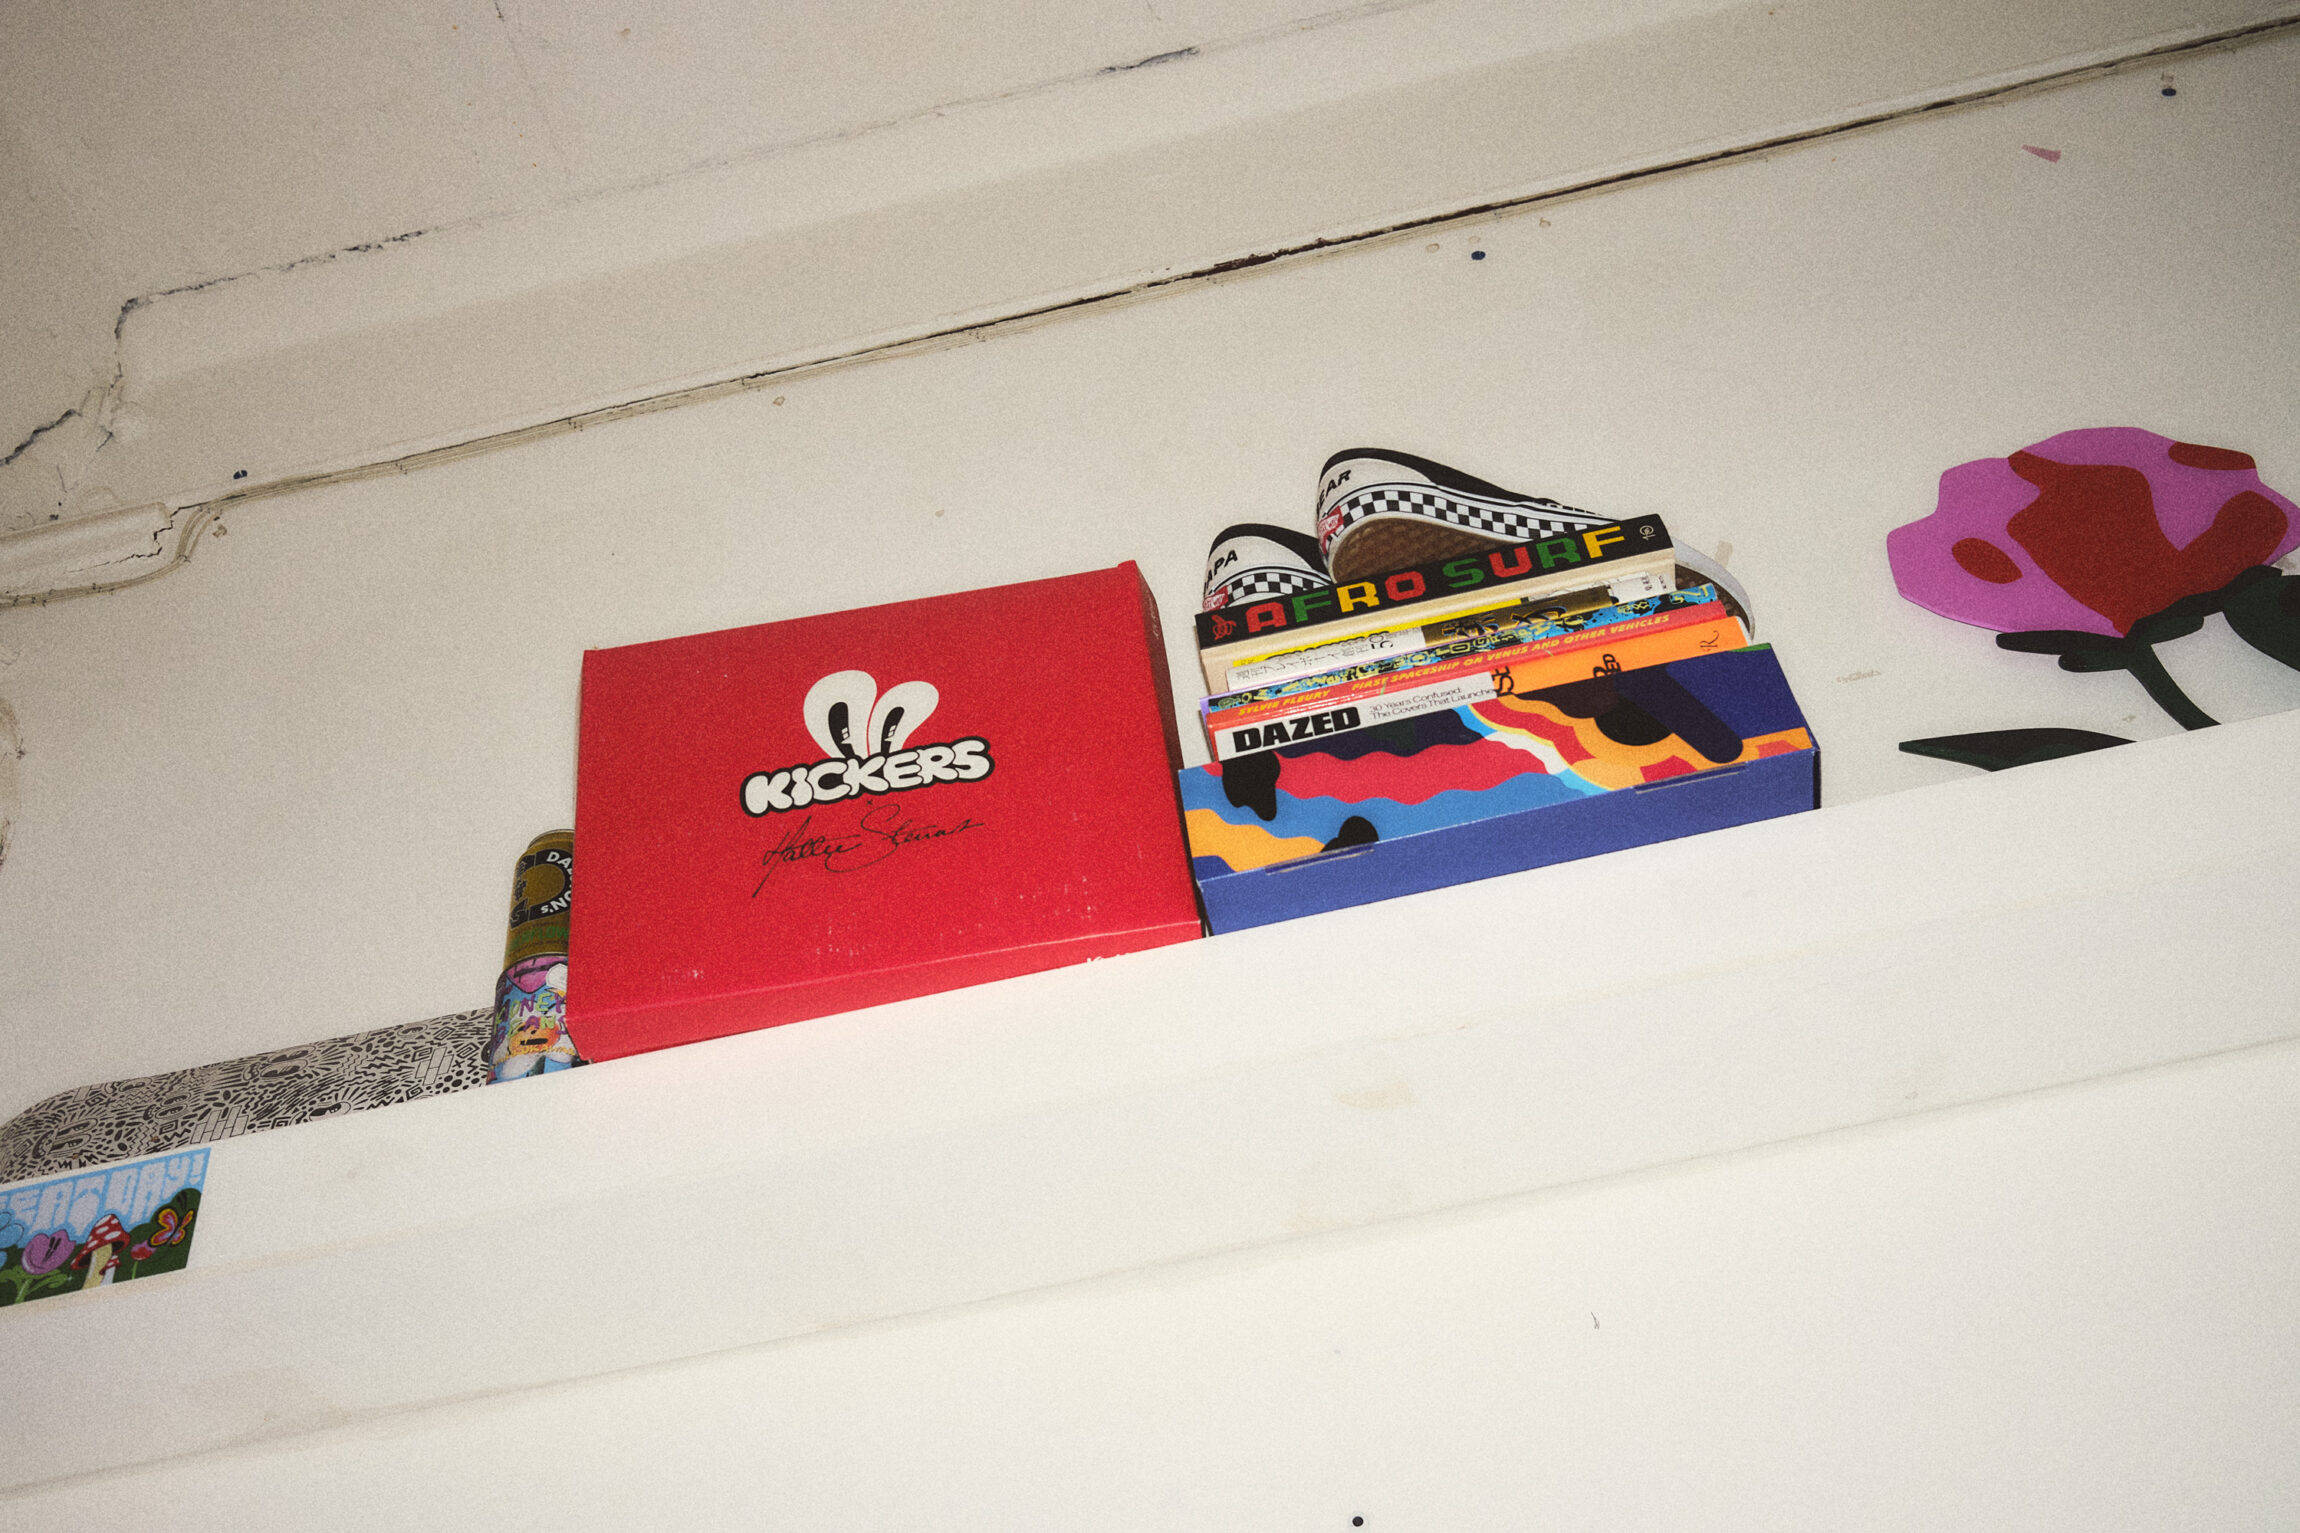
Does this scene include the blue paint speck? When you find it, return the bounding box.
[1471,250,1486,261]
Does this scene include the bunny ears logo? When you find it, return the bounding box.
[741,670,993,816]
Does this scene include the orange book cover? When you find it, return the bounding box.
[1205,613,1749,759]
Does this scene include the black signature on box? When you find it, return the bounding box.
[753,804,989,895]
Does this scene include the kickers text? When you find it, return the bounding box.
[742,738,992,815]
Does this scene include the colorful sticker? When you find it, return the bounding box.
[0,1148,207,1305]
[1889,427,2300,762]
[489,828,584,1083]
[489,956,578,1081]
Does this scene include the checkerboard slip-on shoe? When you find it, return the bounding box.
[1203,522,1332,611]
[1315,449,1615,585]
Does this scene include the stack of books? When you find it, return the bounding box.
[1180,450,1818,933]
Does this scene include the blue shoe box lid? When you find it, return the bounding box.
[1180,646,1819,933]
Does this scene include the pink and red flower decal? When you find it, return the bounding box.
[1891,428,2300,766]
[1889,428,2297,635]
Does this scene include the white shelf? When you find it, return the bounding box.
[8,708,2296,1493]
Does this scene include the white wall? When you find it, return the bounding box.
[3,10,2299,1525]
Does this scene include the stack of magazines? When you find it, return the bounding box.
[1195,449,1749,762]
[1181,448,1812,932]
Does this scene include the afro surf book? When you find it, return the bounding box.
[1193,514,1675,694]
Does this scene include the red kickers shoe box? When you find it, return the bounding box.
[567,564,1204,1061]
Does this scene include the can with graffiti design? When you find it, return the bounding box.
[487,830,583,1082]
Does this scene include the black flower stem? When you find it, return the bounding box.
[2124,642,2218,730]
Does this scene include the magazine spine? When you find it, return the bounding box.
[1204,613,1748,760]
[1208,595,1723,719]
[1214,585,1718,706]
[1220,570,1674,690]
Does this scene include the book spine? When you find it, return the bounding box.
[1218,583,1716,698]
[1207,591,1722,719]
[1207,675,1494,760]
[1192,513,1671,650]
[1224,622,1435,691]
[1221,569,1674,689]
[1204,613,1748,760]
[1197,562,1674,697]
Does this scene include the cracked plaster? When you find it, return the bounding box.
[0,696,18,873]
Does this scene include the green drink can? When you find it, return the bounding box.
[487,830,581,1082]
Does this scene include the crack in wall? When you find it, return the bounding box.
[0,408,83,471]
[0,696,19,874]
[113,225,443,335]
[490,0,574,185]
[8,230,441,534]
[1,359,124,533]
[1102,45,1200,72]
[0,504,215,609]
